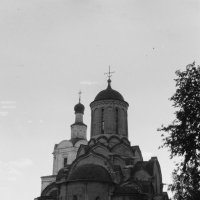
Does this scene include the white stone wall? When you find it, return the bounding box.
[71,125,87,139]
[41,175,56,193]
[41,139,88,193]
[75,113,83,123]
[52,140,88,175]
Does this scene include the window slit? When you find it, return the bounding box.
[116,108,118,134]
[101,108,104,134]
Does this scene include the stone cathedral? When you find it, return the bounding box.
[35,76,169,200]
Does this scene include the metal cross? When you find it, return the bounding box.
[104,66,115,80]
[78,90,82,103]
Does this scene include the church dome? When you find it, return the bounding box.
[74,102,85,114]
[67,164,112,183]
[94,79,124,101]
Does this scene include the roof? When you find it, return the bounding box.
[94,79,124,101]
[74,102,85,114]
[67,164,112,183]
[56,167,69,181]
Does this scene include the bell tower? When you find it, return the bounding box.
[71,91,87,139]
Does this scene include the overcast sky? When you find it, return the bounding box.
[0,0,200,199]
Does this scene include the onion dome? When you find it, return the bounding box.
[74,102,85,114]
[94,79,124,101]
[67,164,112,183]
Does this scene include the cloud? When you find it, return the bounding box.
[0,101,16,104]
[9,159,33,168]
[8,168,21,176]
[7,177,17,182]
[0,186,8,190]
[0,111,8,116]
[0,101,16,117]
[80,81,98,86]
[27,120,33,124]
[1,105,16,109]
[0,101,16,109]
[0,159,33,182]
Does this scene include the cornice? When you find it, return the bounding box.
[90,99,129,109]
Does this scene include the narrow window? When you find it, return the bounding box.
[101,108,104,134]
[96,197,100,200]
[116,108,118,134]
[64,157,68,167]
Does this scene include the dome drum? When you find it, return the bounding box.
[90,100,128,138]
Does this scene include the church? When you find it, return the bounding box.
[35,72,169,200]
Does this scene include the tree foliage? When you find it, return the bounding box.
[159,62,200,200]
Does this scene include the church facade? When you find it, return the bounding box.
[35,78,169,200]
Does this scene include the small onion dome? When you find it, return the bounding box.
[67,164,112,183]
[74,102,85,114]
[94,79,124,101]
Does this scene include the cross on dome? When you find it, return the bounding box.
[104,66,115,81]
[74,90,85,114]
[78,90,82,103]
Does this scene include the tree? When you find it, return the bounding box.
[159,62,200,200]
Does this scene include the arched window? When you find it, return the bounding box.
[63,157,68,167]
[115,108,118,134]
[101,108,104,134]
[95,197,100,200]
[92,108,98,136]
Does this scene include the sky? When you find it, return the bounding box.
[0,0,200,199]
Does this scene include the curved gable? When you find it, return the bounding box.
[41,182,57,197]
[92,144,110,157]
[111,143,134,157]
[76,144,88,157]
[68,151,118,183]
[88,138,96,146]
[108,136,121,147]
[71,151,111,170]
[121,137,130,145]
[131,146,143,162]
[67,164,112,183]
[74,139,88,147]
[96,136,108,145]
